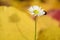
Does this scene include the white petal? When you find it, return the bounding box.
[38,12,44,16]
[28,6,34,12]
[38,14,42,16]
[30,12,34,15]
[32,6,40,10]
[40,9,44,12]
[38,7,42,11]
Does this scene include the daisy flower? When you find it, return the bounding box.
[28,6,45,16]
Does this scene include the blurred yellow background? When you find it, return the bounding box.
[0,0,60,40]
[1,0,60,11]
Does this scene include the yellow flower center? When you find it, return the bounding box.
[33,10,39,14]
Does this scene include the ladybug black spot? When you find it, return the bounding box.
[44,11,47,15]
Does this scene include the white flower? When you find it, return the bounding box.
[28,6,45,16]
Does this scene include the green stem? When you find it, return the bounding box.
[35,16,37,40]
